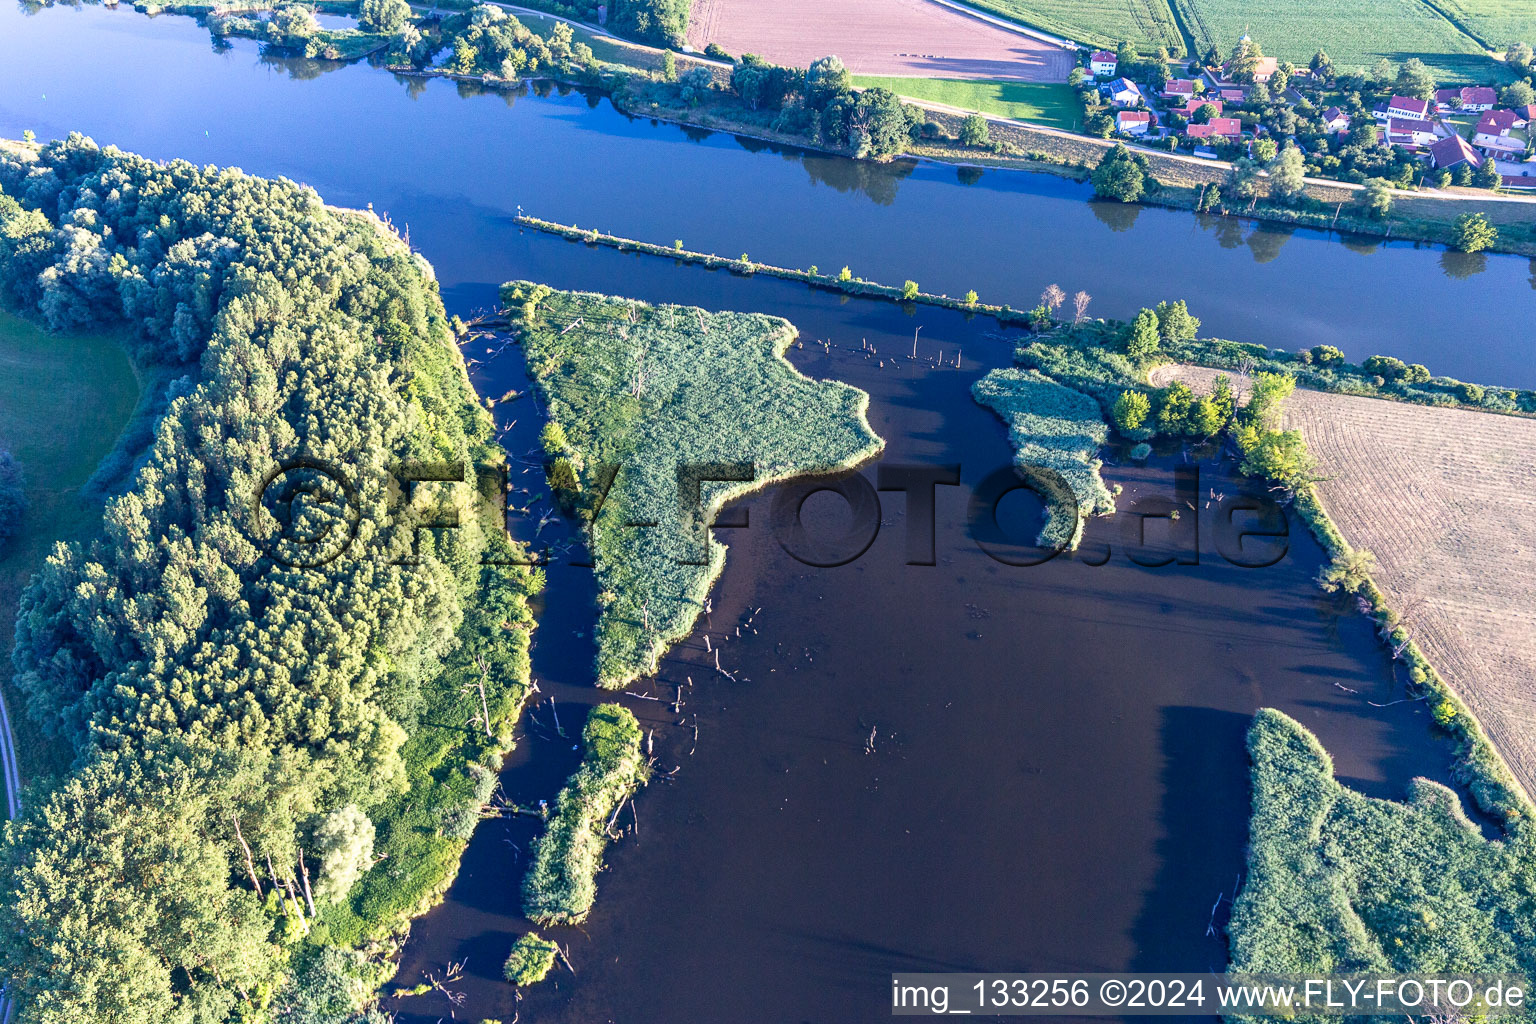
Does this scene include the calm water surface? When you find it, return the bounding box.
[0,6,1523,1022]
[2,2,1534,382]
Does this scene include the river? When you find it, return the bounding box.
[0,5,1526,1023]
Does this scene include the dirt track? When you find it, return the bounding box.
[1152,365,1536,805]
[686,0,1075,81]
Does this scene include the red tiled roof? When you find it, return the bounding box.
[1477,109,1519,134]
[1219,88,1244,102]
[1501,175,1536,189]
[1388,95,1431,116]
[1429,133,1479,168]
[1386,118,1436,136]
[1091,50,1116,62]
[1434,88,1460,105]
[1179,98,1222,116]
[1461,86,1497,105]
[1118,110,1152,123]
[1163,79,1195,95]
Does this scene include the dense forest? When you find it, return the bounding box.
[0,135,541,1023]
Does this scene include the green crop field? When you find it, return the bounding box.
[1432,0,1536,52]
[851,77,1081,129]
[0,309,139,781]
[1171,0,1506,83]
[962,0,1186,57]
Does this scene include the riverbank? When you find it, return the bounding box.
[49,0,1536,256]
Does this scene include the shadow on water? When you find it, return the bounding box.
[389,250,1473,1024]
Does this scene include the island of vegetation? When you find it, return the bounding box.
[971,369,1115,550]
[0,134,543,1024]
[520,703,648,926]
[505,280,883,688]
[1230,709,1536,1008]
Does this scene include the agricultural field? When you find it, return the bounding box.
[1432,0,1536,52]
[507,283,884,687]
[1171,0,1505,83]
[0,310,139,782]
[686,0,1076,80]
[962,0,1186,57]
[1155,364,1536,806]
[850,75,1081,128]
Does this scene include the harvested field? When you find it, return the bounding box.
[1154,364,1536,805]
[686,0,1075,81]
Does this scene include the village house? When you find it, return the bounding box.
[1435,86,1497,112]
[1476,109,1521,136]
[1089,50,1118,77]
[1383,117,1440,148]
[1105,77,1145,107]
[1458,86,1497,112]
[1218,87,1246,103]
[1116,109,1153,135]
[1429,133,1480,170]
[1320,106,1350,133]
[1384,95,1433,120]
[1185,116,1241,141]
[1174,97,1222,118]
[1162,79,1197,100]
[1473,131,1526,159]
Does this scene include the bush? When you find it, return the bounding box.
[1112,390,1151,433]
[1125,309,1160,357]
[1362,355,1407,380]
[1129,442,1152,460]
[1090,144,1149,202]
[504,932,560,986]
[1452,212,1497,253]
[958,114,990,147]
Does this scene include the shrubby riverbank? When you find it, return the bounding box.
[0,134,544,1022]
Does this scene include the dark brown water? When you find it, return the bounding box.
[0,8,1518,1020]
[385,247,1463,1023]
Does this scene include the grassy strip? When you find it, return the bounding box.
[521,704,648,925]
[506,281,884,687]
[0,311,140,788]
[513,215,1038,327]
[1228,709,1536,1010]
[971,368,1116,550]
[850,77,1081,130]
